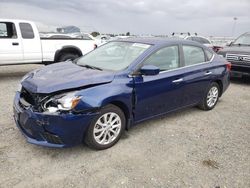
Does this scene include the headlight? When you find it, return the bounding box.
[57,92,82,111]
[44,91,82,113]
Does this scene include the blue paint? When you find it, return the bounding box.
[13,38,230,148]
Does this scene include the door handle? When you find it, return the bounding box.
[172,78,183,83]
[204,71,212,75]
[12,42,19,46]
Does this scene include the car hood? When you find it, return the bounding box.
[219,46,250,54]
[21,62,115,94]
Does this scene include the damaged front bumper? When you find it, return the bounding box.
[13,92,98,148]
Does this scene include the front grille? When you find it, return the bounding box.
[41,132,63,144]
[20,88,35,105]
[226,53,250,64]
[20,88,44,112]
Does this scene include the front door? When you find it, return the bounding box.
[133,45,186,122]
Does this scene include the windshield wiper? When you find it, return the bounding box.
[79,64,103,71]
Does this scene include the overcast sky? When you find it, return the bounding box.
[1,0,250,37]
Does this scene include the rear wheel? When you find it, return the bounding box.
[58,53,79,62]
[85,104,126,150]
[198,82,220,111]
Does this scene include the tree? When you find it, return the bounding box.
[126,32,130,36]
[91,31,100,37]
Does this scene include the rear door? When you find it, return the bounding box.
[19,22,42,63]
[133,45,187,122]
[180,45,214,106]
[0,22,23,64]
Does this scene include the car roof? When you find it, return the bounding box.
[114,37,204,47]
[0,18,34,23]
[185,35,208,39]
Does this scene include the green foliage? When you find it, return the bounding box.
[91,31,100,37]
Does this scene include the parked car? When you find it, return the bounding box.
[209,36,235,52]
[217,32,250,77]
[40,32,104,46]
[186,36,224,53]
[13,38,230,150]
[0,19,96,65]
[39,33,75,39]
[172,33,221,52]
[185,35,212,47]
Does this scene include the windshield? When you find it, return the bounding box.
[76,41,151,71]
[233,34,250,46]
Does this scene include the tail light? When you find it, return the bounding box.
[226,62,231,71]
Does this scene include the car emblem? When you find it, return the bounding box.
[238,56,244,61]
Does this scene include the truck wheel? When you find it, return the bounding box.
[85,104,126,150]
[58,53,79,62]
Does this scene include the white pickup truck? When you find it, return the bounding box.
[0,19,97,65]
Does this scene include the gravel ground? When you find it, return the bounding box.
[0,64,249,188]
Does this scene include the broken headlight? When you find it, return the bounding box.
[43,91,82,113]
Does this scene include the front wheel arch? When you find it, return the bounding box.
[109,101,131,130]
[84,104,126,150]
[214,80,223,97]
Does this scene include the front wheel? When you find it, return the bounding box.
[85,104,126,150]
[198,82,220,111]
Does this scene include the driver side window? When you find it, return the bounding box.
[143,46,179,71]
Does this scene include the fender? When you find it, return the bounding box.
[73,78,134,129]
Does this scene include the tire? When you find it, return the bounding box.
[58,53,79,62]
[198,82,220,111]
[85,104,126,150]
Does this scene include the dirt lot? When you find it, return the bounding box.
[0,64,249,188]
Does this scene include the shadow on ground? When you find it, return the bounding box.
[0,64,44,80]
[231,76,250,85]
[0,71,30,80]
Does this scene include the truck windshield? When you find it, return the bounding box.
[233,34,250,46]
[76,41,151,71]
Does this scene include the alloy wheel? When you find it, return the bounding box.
[206,86,219,108]
[93,112,122,145]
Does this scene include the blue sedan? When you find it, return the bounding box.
[13,38,230,150]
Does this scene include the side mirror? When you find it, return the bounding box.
[140,65,160,76]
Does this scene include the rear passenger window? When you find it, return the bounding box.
[143,46,179,71]
[183,45,205,66]
[0,22,17,38]
[205,49,214,60]
[19,23,34,39]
